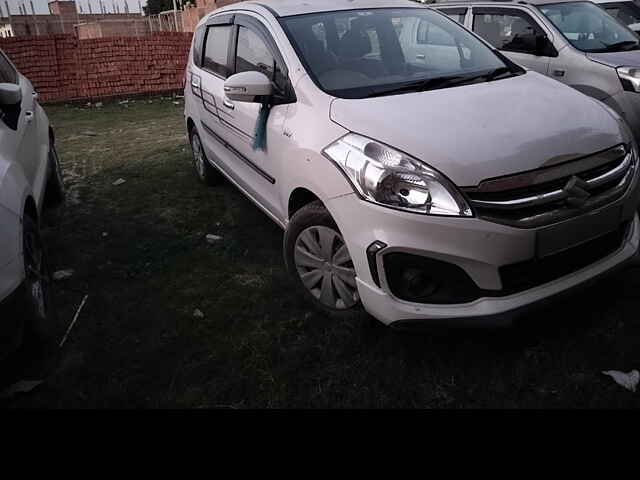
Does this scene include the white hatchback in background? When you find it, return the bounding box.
[0,49,64,356]
[184,0,640,328]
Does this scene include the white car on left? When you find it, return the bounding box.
[0,48,64,359]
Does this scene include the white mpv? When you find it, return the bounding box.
[184,0,640,327]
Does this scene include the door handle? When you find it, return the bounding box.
[25,111,34,122]
[552,69,565,77]
[223,99,235,110]
[32,91,39,100]
[416,54,426,59]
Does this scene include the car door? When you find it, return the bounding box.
[219,14,295,219]
[194,14,237,169]
[0,51,38,192]
[471,7,555,75]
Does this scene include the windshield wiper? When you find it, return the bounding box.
[600,40,640,52]
[365,67,516,98]
[366,74,466,98]
[447,67,515,86]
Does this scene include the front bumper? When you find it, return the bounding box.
[327,175,640,326]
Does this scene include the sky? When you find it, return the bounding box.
[1,0,149,15]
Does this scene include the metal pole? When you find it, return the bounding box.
[29,0,39,35]
[173,0,178,32]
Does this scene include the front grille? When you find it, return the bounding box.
[462,144,636,228]
[499,223,628,295]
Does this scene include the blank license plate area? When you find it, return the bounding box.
[536,205,622,258]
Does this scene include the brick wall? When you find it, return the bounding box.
[0,33,193,103]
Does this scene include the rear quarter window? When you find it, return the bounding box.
[192,25,206,68]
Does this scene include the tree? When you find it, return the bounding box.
[144,0,176,15]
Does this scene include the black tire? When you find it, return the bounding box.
[44,144,65,207]
[20,215,58,348]
[190,128,223,186]
[1,215,60,383]
[284,200,369,322]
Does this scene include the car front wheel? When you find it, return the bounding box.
[284,201,367,321]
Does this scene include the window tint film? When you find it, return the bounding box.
[192,25,206,68]
[472,11,541,54]
[235,25,287,90]
[281,8,510,99]
[0,51,17,84]
[203,25,232,77]
[236,26,276,78]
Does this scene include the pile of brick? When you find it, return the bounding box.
[0,33,193,103]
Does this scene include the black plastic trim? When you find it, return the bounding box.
[367,241,387,287]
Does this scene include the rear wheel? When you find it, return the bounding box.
[190,129,223,186]
[284,201,368,322]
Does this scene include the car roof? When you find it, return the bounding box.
[215,0,428,18]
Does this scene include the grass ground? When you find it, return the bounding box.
[3,97,640,408]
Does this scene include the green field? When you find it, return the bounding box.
[4,97,640,408]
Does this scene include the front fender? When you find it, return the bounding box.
[0,161,31,218]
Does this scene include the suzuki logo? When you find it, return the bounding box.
[563,176,590,208]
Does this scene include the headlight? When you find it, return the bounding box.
[324,133,472,216]
[617,66,640,92]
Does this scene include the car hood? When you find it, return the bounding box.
[587,50,640,68]
[329,72,626,187]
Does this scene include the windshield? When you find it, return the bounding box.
[599,1,640,31]
[538,1,640,52]
[280,8,517,99]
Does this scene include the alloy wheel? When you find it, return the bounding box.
[192,134,205,180]
[23,224,49,320]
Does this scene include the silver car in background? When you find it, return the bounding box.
[433,0,640,139]
[593,0,640,33]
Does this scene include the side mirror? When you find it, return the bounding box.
[0,82,22,107]
[224,71,273,103]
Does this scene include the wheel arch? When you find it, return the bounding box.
[186,117,196,138]
[288,187,324,221]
